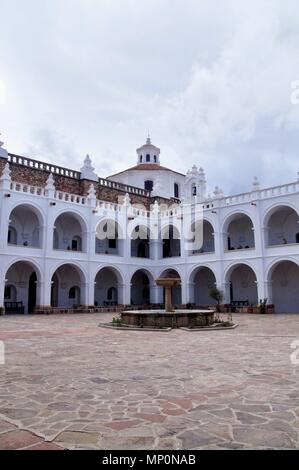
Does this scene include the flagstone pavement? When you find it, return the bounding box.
[0,313,299,450]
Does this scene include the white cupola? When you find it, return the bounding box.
[136,135,161,165]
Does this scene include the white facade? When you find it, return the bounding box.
[0,137,299,314]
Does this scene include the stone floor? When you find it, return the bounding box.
[0,313,299,450]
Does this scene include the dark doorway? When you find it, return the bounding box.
[28,272,37,313]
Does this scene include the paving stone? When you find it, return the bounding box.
[54,431,100,446]
[0,430,41,450]
[1,313,299,449]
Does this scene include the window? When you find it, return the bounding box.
[69,287,77,299]
[144,180,153,191]
[174,183,179,198]
[296,233,299,243]
[146,154,150,162]
[154,155,157,162]
[192,185,197,196]
[140,155,142,163]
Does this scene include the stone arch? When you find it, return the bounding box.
[95,218,124,256]
[7,203,45,248]
[222,211,255,251]
[225,262,258,305]
[263,204,299,246]
[4,259,42,314]
[189,266,217,306]
[94,266,125,306]
[267,259,299,313]
[50,263,87,308]
[130,269,155,305]
[53,211,88,252]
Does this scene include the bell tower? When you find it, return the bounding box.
[136,135,161,165]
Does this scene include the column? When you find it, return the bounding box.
[149,284,163,304]
[222,282,231,304]
[186,282,195,304]
[0,278,5,314]
[149,240,162,260]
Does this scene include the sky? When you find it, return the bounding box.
[1,0,299,195]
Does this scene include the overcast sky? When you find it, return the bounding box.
[1,0,299,195]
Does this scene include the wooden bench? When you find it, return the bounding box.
[4,301,25,314]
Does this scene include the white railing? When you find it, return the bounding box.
[10,181,46,196]
[54,191,87,205]
[96,200,124,212]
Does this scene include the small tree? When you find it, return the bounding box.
[209,287,223,312]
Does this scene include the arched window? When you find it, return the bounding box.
[144,180,153,191]
[140,155,142,163]
[146,154,150,162]
[154,155,157,163]
[174,183,179,198]
[192,185,197,196]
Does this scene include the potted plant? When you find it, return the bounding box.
[209,287,224,313]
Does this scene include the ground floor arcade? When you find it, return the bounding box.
[0,258,299,314]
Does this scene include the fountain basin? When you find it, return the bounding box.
[121,309,215,329]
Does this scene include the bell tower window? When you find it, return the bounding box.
[140,155,142,163]
[144,180,153,191]
[154,155,157,162]
[146,154,150,162]
[174,183,179,198]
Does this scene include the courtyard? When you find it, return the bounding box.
[0,313,299,450]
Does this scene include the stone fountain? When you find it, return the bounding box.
[120,276,215,329]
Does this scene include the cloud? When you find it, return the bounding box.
[0,0,299,195]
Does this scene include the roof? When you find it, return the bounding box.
[108,163,185,178]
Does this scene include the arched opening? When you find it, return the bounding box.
[227,264,258,306]
[174,183,179,199]
[130,225,150,258]
[95,219,123,256]
[53,212,86,252]
[131,270,153,305]
[162,225,181,258]
[266,206,299,246]
[51,264,86,308]
[4,261,40,314]
[191,267,217,306]
[94,267,123,306]
[7,205,43,248]
[160,269,182,306]
[188,220,215,255]
[225,213,255,250]
[270,261,299,313]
